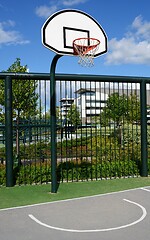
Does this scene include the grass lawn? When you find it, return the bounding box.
[0,177,150,210]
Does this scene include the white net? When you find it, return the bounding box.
[73,38,100,67]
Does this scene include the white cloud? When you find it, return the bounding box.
[62,0,87,6]
[0,20,30,46]
[35,5,58,18]
[105,15,150,65]
[35,0,88,18]
[1,20,16,28]
[132,15,150,40]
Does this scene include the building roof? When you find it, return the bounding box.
[59,97,74,102]
[75,88,95,94]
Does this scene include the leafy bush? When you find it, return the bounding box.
[57,137,90,158]
[18,142,50,160]
[0,147,5,161]
[0,164,6,185]
[0,128,149,185]
[15,162,51,185]
[90,134,141,164]
[58,159,139,182]
[123,124,141,145]
[148,125,150,145]
[0,158,141,186]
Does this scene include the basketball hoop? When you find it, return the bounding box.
[73,38,100,67]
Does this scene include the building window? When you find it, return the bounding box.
[78,99,81,105]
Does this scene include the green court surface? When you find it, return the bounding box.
[0,177,150,209]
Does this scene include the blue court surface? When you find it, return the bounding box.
[0,186,150,240]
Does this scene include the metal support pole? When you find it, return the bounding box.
[5,76,14,186]
[140,80,148,176]
[50,54,62,193]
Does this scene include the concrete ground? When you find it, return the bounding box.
[0,186,150,240]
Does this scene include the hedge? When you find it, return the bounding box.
[0,159,141,185]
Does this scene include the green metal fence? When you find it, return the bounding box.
[0,72,150,189]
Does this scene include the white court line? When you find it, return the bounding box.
[1,186,150,212]
[141,187,150,193]
[28,198,147,233]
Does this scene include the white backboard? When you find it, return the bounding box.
[42,9,107,57]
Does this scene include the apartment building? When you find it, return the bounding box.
[60,86,150,125]
[60,97,74,119]
[74,88,108,124]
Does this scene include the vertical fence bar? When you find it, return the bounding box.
[50,54,62,193]
[5,76,14,187]
[140,80,148,176]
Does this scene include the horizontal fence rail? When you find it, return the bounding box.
[0,72,150,187]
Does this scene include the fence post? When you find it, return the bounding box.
[140,80,148,176]
[5,76,14,186]
[50,54,62,193]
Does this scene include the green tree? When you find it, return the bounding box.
[100,93,128,127]
[0,58,38,120]
[126,92,140,123]
[0,58,39,158]
[41,107,60,121]
[100,92,141,126]
[67,104,81,127]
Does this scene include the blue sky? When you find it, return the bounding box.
[1,0,150,77]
